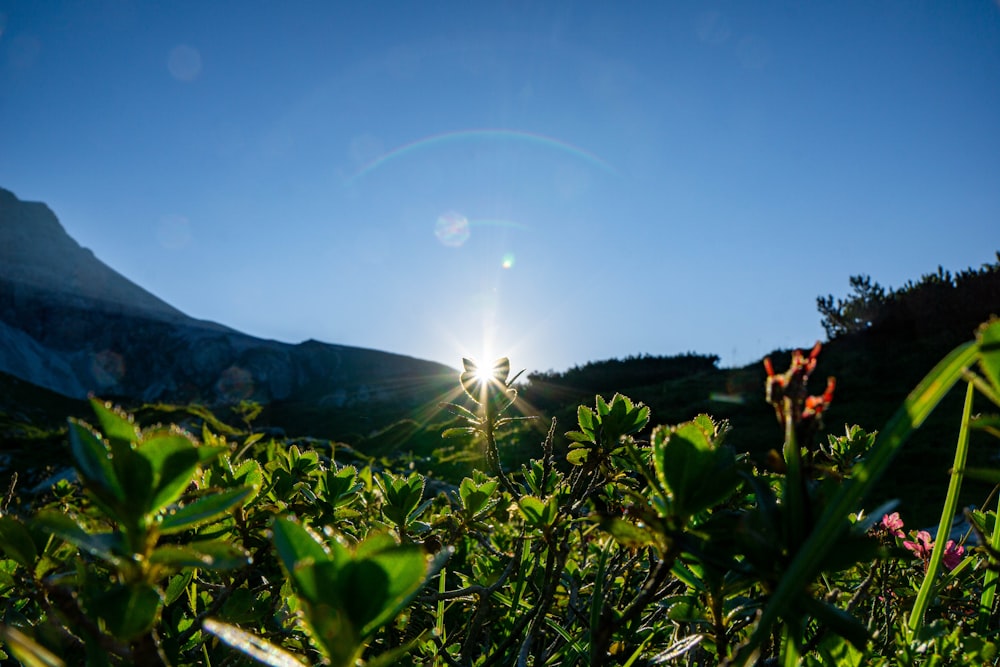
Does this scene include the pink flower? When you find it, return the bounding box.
[902,531,967,571]
[903,531,934,560]
[942,540,965,571]
[880,512,904,538]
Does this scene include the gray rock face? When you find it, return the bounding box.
[0,187,454,410]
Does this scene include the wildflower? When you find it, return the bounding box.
[763,342,823,421]
[763,341,836,447]
[942,540,965,571]
[903,531,933,561]
[902,530,967,571]
[803,377,836,419]
[880,512,905,539]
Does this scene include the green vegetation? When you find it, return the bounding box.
[0,257,998,665]
[818,255,1000,342]
[0,316,999,665]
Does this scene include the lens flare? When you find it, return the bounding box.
[156,214,192,249]
[501,254,515,269]
[346,128,616,185]
[90,349,125,388]
[434,214,529,248]
[168,44,202,81]
[435,212,471,247]
[709,392,746,405]
[216,366,254,403]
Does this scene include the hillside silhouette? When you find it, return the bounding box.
[513,255,1000,522]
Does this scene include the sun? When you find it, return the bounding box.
[474,363,495,384]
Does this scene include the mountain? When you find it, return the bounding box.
[0,187,456,435]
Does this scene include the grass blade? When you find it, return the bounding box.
[202,618,307,667]
[908,381,975,629]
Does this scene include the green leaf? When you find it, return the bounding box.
[220,586,263,624]
[379,473,425,527]
[33,510,126,565]
[68,420,125,505]
[203,618,307,667]
[231,459,264,505]
[92,582,162,640]
[517,496,556,528]
[275,527,442,666]
[272,517,333,565]
[0,559,17,591]
[459,358,482,401]
[653,420,740,519]
[288,447,320,476]
[960,467,1000,484]
[564,430,594,444]
[595,395,610,417]
[149,541,250,571]
[492,357,511,383]
[116,449,155,523]
[158,486,253,534]
[632,404,651,432]
[671,560,708,593]
[458,476,477,503]
[459,477,498,517]
[663,594,701,622]
[323,465,361,507]
[164,569,194,606]
[518,496,546,525]
[441,427,477,439]
[591,395,650,446]
[0,625,65,667]
[195,444,226,465]
[566,448,590,466]
[0,516,37,569]
[441,401,478,422]
[691,413,716,436]
[360,638,426,667]
[599,517,659,549]
[272,517,335,602]
[88,398,139,445]
[139,436,224,514]
[978,319,1000,393]
[344,544,428,638]
[799,596,869,649]
[577,405,596,436]
[970,413,1000,436]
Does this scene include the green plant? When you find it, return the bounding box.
[441,357,534,493]
[2,321,1000,666]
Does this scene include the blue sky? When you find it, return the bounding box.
[2,1,998,375]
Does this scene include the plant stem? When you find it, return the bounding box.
[980,484,1000,630]
[782,400,805,551]
[909,380,975,630]
[781,627,801,667]
[711,589,729,659]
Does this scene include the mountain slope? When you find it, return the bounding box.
[0,187,455,432]
[0,187,190,321]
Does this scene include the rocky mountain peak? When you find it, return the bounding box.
[0,186,185,320]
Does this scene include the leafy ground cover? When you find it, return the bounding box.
[1,318,999,666]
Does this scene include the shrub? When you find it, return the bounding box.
[0,322,998,665]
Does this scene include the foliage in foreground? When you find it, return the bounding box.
[0,321,999,666]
